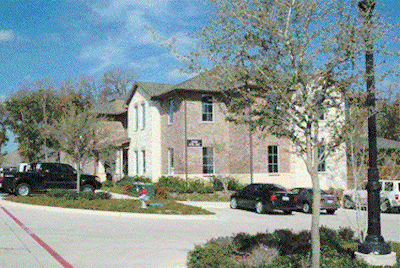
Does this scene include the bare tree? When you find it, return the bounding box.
[49,107,106,192]
[183,0,394,266]
[100,68,136,101]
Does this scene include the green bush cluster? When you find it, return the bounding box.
[115,175,151,186]
[187,227,372,268]
[46,189,111,200]
[155,176,214,194]
[212,177,244,192]
[155,176,243,195]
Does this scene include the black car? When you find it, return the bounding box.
[291,187,339,214]
[230,183,298,214]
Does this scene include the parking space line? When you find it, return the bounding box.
[0,205,73,268]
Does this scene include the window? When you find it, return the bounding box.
[168,148,174,175]
[122,149,128,175]
[268,145,279,173]
[168,99,174,124]
[203,147,214,174]
[142,150,146,175]
[134,105,139,131]
[141,103,146,130]
[318,146,326,172]
[134,150,139,175]
[202,96,213,122]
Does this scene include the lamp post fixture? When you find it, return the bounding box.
[357,0,392,257]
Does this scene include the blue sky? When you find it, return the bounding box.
[0,0,399,152]
[0,0,214,100]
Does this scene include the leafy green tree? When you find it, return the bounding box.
[185,0,395,267]
[4,80,59,161]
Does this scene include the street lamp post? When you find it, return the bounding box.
[356,0,393,260]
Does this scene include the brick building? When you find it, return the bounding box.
[94,72,347,190]
[121,73,347,190]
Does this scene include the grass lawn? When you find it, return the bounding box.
[101,185,232,202]
[5,195,214,215]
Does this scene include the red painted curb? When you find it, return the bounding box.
[1,205,74,268]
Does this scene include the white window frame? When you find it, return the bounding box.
[202,147,214,174]
[134,105,139,131]
[142,150,146,175]
[201,95,213,122]
[168,148,174,175]
[134,150,139,175]
[141,103,146,130]
[168,99,174,124]
[268,145,279,173]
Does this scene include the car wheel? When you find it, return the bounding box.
[343,198,354,209]
[81,184,95,193]
[326,209,336,215]
[230,198,238,209]
[380,200,391,213]
[16,183,31,196]
[302,202,312,213]
[255,201,265,214]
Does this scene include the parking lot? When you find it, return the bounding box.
[0,198,399,267]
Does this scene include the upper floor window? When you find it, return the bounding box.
[268,145,279,173]
[141,103,146,129]
[202,96,213,122]
[134,105,139,131]
[168,99,174,124]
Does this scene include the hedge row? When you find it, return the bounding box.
[111,175,244,198]
[187,227,370,268]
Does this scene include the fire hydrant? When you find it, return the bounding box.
[139,187,148,209]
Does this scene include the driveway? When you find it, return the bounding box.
[0,199,398,267]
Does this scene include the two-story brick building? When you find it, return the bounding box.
[120,73,347,190]
[93,71,347,190]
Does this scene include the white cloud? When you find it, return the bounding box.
[167,69,195,81]
[0,30,15,42]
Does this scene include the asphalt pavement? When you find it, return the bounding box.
[0,193,399,268]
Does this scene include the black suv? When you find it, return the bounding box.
[0,162,102,196]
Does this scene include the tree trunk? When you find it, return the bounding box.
[306,125,321,268]
[77,161,81,193]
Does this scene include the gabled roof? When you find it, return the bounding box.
[98,121,129,147]
[125,82,173,105]
[92,95,128,116]
[151,69,224,100]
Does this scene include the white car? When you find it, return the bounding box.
[342,180,400,213]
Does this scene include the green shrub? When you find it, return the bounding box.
[154,186,169,199]
[187,237,236,268]
[115,176,151,186]
[228,179,244,191]
[232,232,259,254]
[187,179,214,194]
[156,176,187,193]
[187,227,368,268]
[213,177,244,192]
